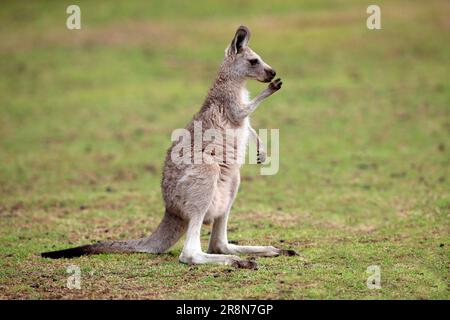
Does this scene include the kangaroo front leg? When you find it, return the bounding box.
[179,213,257,269]
[229,78,282,122]
[248,125,266,164]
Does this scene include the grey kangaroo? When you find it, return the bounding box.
[42,26,296,268]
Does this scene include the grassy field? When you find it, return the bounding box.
[0,0,448,299]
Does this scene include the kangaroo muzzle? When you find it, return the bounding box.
[264,68,276,82]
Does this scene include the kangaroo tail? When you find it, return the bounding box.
[41,212,187,259]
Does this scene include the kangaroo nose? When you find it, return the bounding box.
[266,69,276,79]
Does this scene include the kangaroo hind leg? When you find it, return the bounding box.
[177,166,256,269]
[207,173,297,257]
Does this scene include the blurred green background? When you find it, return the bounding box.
[0,0,448,299]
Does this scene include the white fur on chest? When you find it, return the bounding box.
[236,88,250,164]
[240,88,250,105]
[221,88,251,165]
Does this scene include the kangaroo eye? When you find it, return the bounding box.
[249,59,259,65]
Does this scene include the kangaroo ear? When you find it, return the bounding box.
[228,25,251,56]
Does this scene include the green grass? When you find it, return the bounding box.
[0,0,448,299]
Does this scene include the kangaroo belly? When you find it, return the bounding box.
[204,164,240,224]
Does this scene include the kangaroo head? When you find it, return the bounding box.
[223,25,276,83]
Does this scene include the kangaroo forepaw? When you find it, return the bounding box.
[268,78,282,92]
[257,150,266,164]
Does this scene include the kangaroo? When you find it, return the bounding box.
[41,26,296,268]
